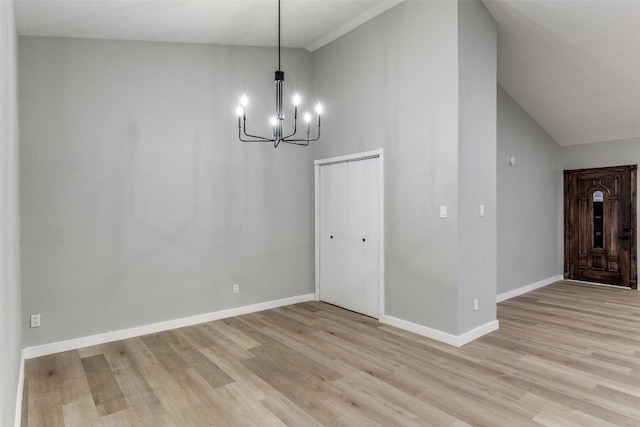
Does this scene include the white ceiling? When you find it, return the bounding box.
[14,0,640,146]
[484,0,640,146]
[15,0,403,51]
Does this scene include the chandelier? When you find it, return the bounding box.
[235,0,322,148]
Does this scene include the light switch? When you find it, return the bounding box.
[480,205,485,217]
[440,206,447,218]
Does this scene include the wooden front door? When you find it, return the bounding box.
[564,165,637,288]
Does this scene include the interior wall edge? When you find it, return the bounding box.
[13,353,24,427]
[1,0,22,425]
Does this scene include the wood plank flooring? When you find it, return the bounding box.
[22,281,640,426]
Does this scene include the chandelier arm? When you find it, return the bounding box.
[239,135,277,143]
[281,122,320,143]
[240,135,277,142]
[282,140,310,146]
[237,116,274,142]
[280,107,299,140]
[240,127,277,143]
[239,136,277,143]
[281,137,315,144]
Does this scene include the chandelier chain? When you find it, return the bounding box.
[278,0,281,71]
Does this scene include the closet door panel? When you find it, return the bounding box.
[347,160,365,315]
[319,162,349,306]
[347,158,381,318]
[360,158,381,318]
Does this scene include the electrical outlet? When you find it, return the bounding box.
[233,284,239,294]
[473,299,479,311]
[30,313,41,328]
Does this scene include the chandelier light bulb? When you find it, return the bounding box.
[293,93,301,106]
[236,106,244,117]
[315,103,323,115]
[240,95,248,107]
[304,112,311,123]
[270,116,278,127]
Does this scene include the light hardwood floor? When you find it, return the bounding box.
[22,281,640,426]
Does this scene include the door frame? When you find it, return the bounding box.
[314,149,385,317]
[564,164,637,289]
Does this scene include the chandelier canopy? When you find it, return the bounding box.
[235,0,322,148]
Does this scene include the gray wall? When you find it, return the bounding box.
[20,37,316,347]
[561,136,640,271]
[312,0,497,336]
[457,0,497,333]
[312,0,459,334]
[562,136,640,170]
[497,86,563,295]
[0,1,22,425]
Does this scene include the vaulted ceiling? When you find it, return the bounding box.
[14,0,640,147]
[484,0,640,146]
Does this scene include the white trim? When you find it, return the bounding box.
[306,0,404,52]
[457,321,500,346]
[496,275,563,302]
[379,315,499,347]
[565,279,640,290]
[378,151,385,315]
[314,148,383,166]
[14,351,25,427]
[314,164,321,302]
[22,294,314,359]
[314,149,385,319]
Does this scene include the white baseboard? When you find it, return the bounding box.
[565,279,639,290]
[379,315,499,347]
[14,351,25,427]
[23,294,315,359]
[496,275,563,303]
[457,320,500,346]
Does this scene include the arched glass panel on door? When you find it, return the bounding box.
[593,190,604,248]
